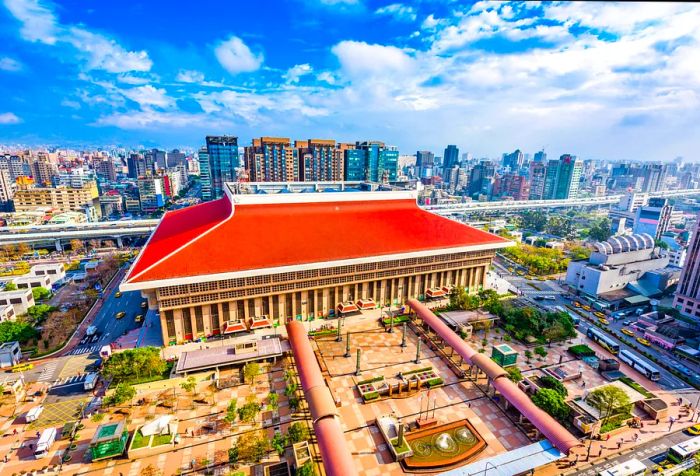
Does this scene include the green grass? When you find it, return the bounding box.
[618,377,654,398]
[391,438,411,454]
[403,366,433,376]
[308,329,337,337]
[568,344,595,357]
[130,430,150,450]
[151,433,173,447]
[427,377,444,387]
[357,376,384,385]
[363,391,380,401]
[600,413,632,434]
[382,315,411,326]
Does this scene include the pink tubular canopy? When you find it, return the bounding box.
[406,299,581,455]
[286,321,358,476]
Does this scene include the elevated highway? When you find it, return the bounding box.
[424,188,700,215]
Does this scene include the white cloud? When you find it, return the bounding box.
[214,36,263,75]
[316,71,337,85]
[284,63,313,83]
[0,56,22,71]
[4,0,152,73]
[116,74,151,85]
[176,69,205,83]
[375,3,417,22]
[332,40,413,78]
[422,14,440,30]
[95,110,218,129]
[3,0,57,44]
[60,99,81,109]
[120,85,174,109]
[0,112,21,124]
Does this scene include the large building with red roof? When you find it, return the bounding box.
[121,184,510,346]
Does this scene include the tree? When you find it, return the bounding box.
[505,366,523,383]
[243,362,260,385]
[236,430,270,463]
[532,388,569,420]
[70,239,84,252]
[534,346,547,357]
[589,218,612,242]
[31,287,52,301]
[271,431,286,456]
[141,465,162,476]
[538,375,568,397]
[27,304,57,322]
[524,350,533,363]
[3,282,17,291]
[224,399,237,424]
[17,243,31,256]
[297,462,316,476]
[520,211,548,232]
[587,385,631,424]
[102,347,167,383]
[0,320,38,343]
[228,444,239,466]
[106,382,136,406]
[267,392,279,412]
[180,376,196,395]
[238,398,261,424]
[287,422,310,444]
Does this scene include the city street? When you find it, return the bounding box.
[571,428,692,476]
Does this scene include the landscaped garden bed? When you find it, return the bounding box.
[568,344,596,358]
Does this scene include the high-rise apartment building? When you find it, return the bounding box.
[533,150,547,163]
[0,169,15,211]
[443,145,460,170]
[95,159,116,182]
[31,154,56,186]
[542,155,583,200]
[674,216,700,319]
[296,139,343,181]
[467,161,496,198]
[502,149,524,171]
[492,173,530,200]
[415,150,435,179]
[137,176,165,212]
[528,161,546,200]
[641,163,667,193]
[0,155,30,181]
[244,137,297,183]
[201,136,239,201]
[127,154,152,179]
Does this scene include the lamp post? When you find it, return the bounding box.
[585,420,601,461]
[415,339,422,364]
[401,323,407,348]
[345,332,351,358]
[389,309,394,333]
[355,348,362,376]
[336,317,343,342]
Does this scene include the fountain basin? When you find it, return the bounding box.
[403,420,487,471]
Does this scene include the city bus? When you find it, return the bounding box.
[668,435,700,464]
[619,349,661,382]
[587,327,620,354]
[597,458,647,476]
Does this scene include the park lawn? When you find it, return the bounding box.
[382,315,411,326]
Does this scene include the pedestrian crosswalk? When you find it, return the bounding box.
[50,374,87,388]
[67,345,100,356]
[36,360,59,382]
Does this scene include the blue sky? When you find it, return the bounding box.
[1,0,699,160]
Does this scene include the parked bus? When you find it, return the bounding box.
[597,458,647,476]
[668,435,700,464]
[34,427,56,459]
[587,327,620,354]
[619,349,661,382]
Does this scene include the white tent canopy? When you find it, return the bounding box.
[140,415,172,437]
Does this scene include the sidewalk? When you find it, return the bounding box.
[535,392,700,475]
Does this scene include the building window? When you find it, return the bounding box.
[222,302,229,320]
[182,308,192,335]
[165,310,175,339]
[210,304,219,331]
[195,306,204,333]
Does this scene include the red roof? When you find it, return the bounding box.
[124,194,508,286]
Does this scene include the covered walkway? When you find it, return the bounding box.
[286,321,358,476]
[406,298,581,455]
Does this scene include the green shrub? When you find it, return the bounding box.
[363,391,380,401]
[426,378,444,387]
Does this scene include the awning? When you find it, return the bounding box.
[624,294,650,305]
[223,320,247,334]
[337,302,359,313]
[356,299,376,310]
[250,317,272,329]
[440,440,565,476]
[426,288,446,298]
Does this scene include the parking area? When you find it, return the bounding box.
[26,398,87,430]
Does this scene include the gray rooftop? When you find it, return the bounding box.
[175,337,283,374]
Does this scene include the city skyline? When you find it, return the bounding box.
[0,1,699,160]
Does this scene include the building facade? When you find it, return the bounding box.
[13,181,99,213]
[121,187,509,346]
[674,216,700,319]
